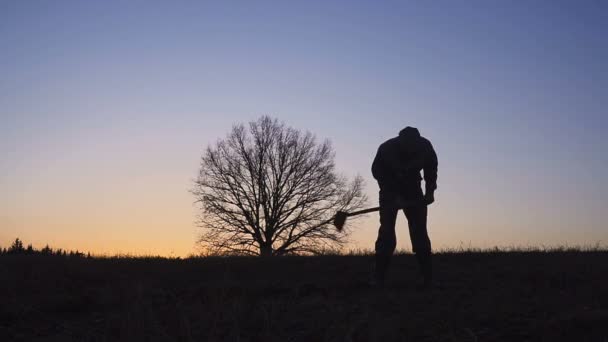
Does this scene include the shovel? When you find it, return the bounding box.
[333,199,426,231]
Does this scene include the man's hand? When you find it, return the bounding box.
[424,191,435,205]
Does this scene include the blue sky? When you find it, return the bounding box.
[1,1,606,255]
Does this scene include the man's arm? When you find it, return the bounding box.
[371,146,385,183]
[422,140,438,203]
[372,145,399,190]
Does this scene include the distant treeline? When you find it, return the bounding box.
[0,238,90,257]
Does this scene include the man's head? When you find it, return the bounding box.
[398,126,421,149]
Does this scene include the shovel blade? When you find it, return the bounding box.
[333,211,348,231]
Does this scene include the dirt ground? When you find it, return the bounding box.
[2,251,608,341]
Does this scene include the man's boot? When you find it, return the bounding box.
[416,253,432,290]
[370,254,391,288]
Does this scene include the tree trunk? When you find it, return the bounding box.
[260,244,273,257]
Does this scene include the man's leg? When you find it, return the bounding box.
[374,193,399,286]
[404,204,432,287]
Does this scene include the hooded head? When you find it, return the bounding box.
[399,126,420,141]
[397,126,421,152]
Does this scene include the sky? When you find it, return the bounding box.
[1,1,607,256]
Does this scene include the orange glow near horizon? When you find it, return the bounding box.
[3,183,605,257]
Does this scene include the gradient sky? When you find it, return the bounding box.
[1,1,607,256]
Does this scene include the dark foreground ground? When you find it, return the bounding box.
[2,251,608,342]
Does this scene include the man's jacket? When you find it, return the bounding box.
[371,134,438,198]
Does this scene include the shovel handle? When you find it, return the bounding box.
[345,200,427,218]
[345,207,380,217]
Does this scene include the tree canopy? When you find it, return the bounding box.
[193,116,366,256]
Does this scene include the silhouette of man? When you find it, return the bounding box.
[371,126,438,288]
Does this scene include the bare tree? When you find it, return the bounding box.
[192,116,367,257]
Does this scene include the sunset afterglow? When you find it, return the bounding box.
[2,1,607,256]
